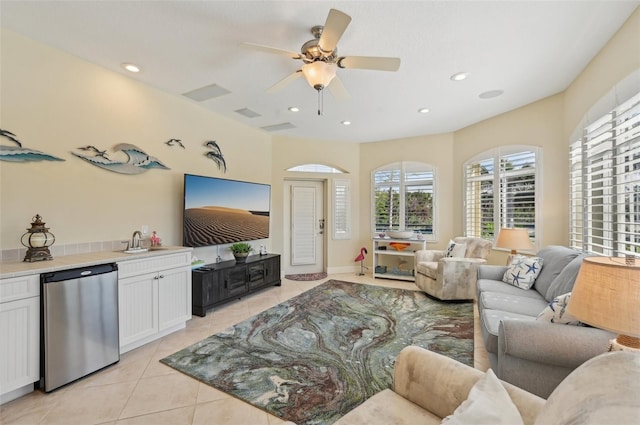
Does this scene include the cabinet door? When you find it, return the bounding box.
[159,266,192,331]
[264,256,281,286]
[223,267,248,298]
[118,273,158,348]
[0,296,39,396]
[247,262,266,290]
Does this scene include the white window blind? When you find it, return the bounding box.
[373,162,436,239]
[333,179,351,240]
[569,91,640,256]
[464,147,539,246]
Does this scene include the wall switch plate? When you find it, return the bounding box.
[141,225,149,236]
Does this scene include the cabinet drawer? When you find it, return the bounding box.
[118,252,191,278]
[0,274,39,303]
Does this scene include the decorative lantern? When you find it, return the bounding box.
[21,214,55,262]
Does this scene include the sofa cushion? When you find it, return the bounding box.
[481,309,534,354]
[536,293,583,326]
[442,369,524,425]
[479,292,549,317]
[415,261,438,279]
[532,246,581,297]
[502,256,543,290]
[476,279,546,299]
[544,254,590,301]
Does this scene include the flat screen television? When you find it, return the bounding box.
[183,174,271,247]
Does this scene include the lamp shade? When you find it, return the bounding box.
[301,61,337,90]
[495,228,533,253]
[567,256,640,338]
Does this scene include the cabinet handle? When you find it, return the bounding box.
[159,275,165,279]
[154,275,159,280]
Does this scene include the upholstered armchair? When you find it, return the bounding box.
[414,237,492,300]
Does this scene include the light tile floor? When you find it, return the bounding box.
[0,273,489,425]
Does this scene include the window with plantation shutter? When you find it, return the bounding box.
[333,179,351,239]
[464,147,540,247]
[569,91,640,256]
[372,162,436,240]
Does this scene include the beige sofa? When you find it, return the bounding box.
[332,346,639,425]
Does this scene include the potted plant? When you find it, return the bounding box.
[229,242,253,263]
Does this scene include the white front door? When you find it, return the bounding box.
[283,180,325,275]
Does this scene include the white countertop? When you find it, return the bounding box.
[0,246,192,279]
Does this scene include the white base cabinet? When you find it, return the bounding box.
[0,275,40,404]
[372,237,427,282]
[118,252,192,353]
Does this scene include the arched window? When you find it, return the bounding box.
[286,164,346,173]
[463,146,541,248]
[372,161,436,240]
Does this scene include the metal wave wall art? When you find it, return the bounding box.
[0,129,65,162]
[72,143,170,174]
[204,140,226,172]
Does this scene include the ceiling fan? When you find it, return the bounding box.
[242,9,401,110]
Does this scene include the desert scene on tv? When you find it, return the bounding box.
[183,175,271,247]
[184,206,269,246]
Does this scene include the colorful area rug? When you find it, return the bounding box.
[161,280,473,425]
[284,272,328,281]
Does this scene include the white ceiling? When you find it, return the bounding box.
[1,1,638,143]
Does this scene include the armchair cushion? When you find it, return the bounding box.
[445,240,467,258]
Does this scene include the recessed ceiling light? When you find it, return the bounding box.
[288,107,300,112]
[479,90,504,99]
[450,72,469,81]
[418,108,430,114]
[122,63,140,73]
[341,121,351,126]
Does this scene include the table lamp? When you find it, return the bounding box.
[495,228,534,264]
[567,256,640,352]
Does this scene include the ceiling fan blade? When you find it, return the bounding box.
[328,76,350,101]
[241,42,302,60]
[318,9,351,53]
[338,56,401,72]
[267,70,303,93]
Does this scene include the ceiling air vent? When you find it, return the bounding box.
[235,108,261,118]
[182,84,230,101]
[261,122,296,132]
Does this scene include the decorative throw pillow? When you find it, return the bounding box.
[536,292,583,326]
[445,240,467,258]
[502,255,543,289]
[441,369,524,425]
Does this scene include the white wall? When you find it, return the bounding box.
[0,29,272,264]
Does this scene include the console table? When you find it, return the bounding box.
[191,253,281,317]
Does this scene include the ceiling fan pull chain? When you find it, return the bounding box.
[317,89,322,116]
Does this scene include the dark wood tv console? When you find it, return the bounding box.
[191,253,281,317]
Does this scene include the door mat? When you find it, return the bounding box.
[284,272,328,281]
[161,279,473,425]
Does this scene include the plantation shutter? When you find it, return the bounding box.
[333,179,351,240]
[499,150,537,243]
[570,91,640,255]
[464,157,495,239]
[464,147,539,246]
[373,167,401,231]
[404,163,435,235]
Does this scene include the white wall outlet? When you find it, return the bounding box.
[141,225,149,236]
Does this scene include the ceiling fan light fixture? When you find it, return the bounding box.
[302,61,337,90]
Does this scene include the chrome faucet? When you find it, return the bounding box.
[130,231,142,250]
